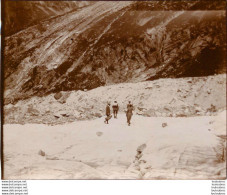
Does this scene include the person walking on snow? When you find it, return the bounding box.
[126,101,134,126]
[112,101,119,118]
[104,102,112,124]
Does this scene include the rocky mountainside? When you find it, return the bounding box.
[4,1,226,104]
[4,1,94,36]
[4,74,226,125]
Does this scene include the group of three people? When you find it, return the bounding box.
[104,101,134,126]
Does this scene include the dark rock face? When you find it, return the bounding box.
[3,1,226,104]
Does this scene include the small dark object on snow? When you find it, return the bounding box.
[162,123,167,128]
[54,92,62,100]
[46,156,59,160]
[137,143,147,152]
[96,132,103,137]
[38,150,45,156]
[61,113,69,117]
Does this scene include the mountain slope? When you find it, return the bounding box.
[4,1,94,36]
[4,1,226,103]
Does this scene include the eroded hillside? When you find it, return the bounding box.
[4,1,226,103]
[4,1,94,36]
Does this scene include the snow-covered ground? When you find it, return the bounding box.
[3,111,226,179]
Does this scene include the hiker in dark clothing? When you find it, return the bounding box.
[126,101,134,126]
[104,102,112,124]
[112,101,119,118]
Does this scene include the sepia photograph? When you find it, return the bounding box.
[2,0,226,180]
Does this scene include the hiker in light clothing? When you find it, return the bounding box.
[112,101,119,118]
